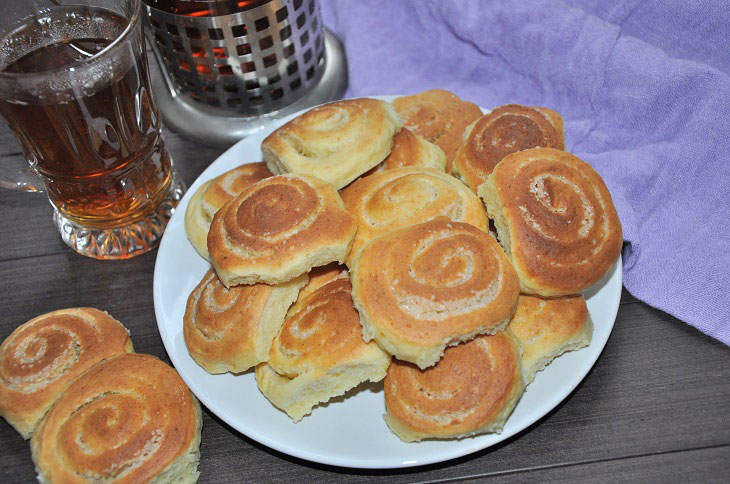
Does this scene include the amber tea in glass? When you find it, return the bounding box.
[0,0,184,259]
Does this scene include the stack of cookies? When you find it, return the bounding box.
[0,308,202,482]
[182,90,622,442]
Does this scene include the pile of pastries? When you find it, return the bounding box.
[0,308,202,482]
[182,90,622,442]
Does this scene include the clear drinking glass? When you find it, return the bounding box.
[0,0,185,259]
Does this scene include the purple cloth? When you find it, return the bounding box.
[320,0,730,345]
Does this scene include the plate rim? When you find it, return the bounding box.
[153,95,622,469]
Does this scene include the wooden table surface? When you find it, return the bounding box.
[1,102,729,483]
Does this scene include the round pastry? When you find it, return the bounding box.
[509,294,593,384]
[479,147,623,297]
[384,330,524,442]
[0,308,133,439]
[185,162,272,260]
[207,173,358,287]
[261,98,402,190]
[350,217,520,369]
[341,167,489,266]
[392,89,483,170]
[31,353,202,483]
[451,104,565,192]
[255,276,390,422]
[183,268,307,374]
[381,128,446,171]
[285,263,348,317]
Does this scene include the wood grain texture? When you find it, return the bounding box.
[1,88,729,483]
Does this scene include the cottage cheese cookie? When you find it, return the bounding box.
[256,275,390,422]
[0,308,133,439]
[351,218,519,369]
[262,98,401,189]
[31,353,202,484]
[509,294,593,384]
[340,167,488,266]
[185,163,272,260]
[381,128,446,171]
[452,104,564,192]
[479,147,622,297]
[208,173,357,286]
[392,89,482,170]
[384,330,524,442]
[184,269,306,374]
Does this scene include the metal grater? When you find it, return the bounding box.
[143,0,347,146]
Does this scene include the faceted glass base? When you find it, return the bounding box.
[52,170,186,260]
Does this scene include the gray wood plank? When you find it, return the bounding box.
[449,446,730,484]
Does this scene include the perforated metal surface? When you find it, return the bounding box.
[145,0,325,115]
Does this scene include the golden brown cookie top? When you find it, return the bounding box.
[384,330,524,441]
[341,167,488,266]
[480,147,622,296]
[183,269,272,373]
[452,104,564,191]
[200,163,273,218]
[392,89,482,169]
[208,173,357,286]
[382,128,446,171]
[351,217,519,368]
[262,98,401,189]
[31,353,200,483]
[509,294,591,382]
[0,308,133,439]
[268,277,374,378]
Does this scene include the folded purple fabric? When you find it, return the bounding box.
[320,0,730,345]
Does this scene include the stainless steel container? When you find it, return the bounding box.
[144,0,347,146]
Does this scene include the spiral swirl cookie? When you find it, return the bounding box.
[30,353,202,483]
[384,330,524,442]
[341,167,489,266]
[452,104,565,192]
[509,294,593,384]
[0,308,133,439]
[208,173,357,287]
[286,263,347,317]
[479,147,623,297]
[351,217,520,369]
[185,163,272,260]
[392,89,483,170]
[381,128,447,171]
[255,276,390,422]
[183,269,307,374]
[261,98,402,190]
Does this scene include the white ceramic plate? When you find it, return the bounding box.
[153,95,622,469]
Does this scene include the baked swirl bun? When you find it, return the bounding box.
[255,275,390,422]
[31,353,202,483]
[452,104,565,191]
[384,331,524,442]
[509,294,593,384]
[381,128,447,171]
[479,148,623,297]
[261,98,402,189]
[340,167,489,266]
[0,308,133,439]
[285,263,347,317]
[207,173,357,287]
[183,269,307,374]
[185,163,272,260]
[392,89,483,170]
[351,218,520,369]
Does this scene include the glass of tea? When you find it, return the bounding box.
[0,0,185,259]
